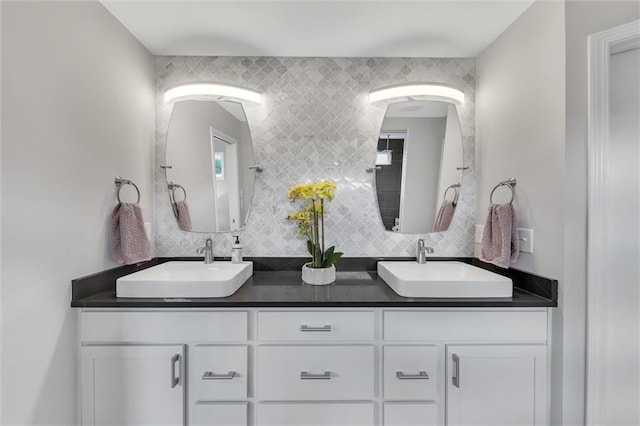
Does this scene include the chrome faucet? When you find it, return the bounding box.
[417,239,434,264]
[197,238,214,264]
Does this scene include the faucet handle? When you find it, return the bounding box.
[417,238,426,248]
[197,238,212,254]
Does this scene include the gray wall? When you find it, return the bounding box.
[476,1,565,278]
[1,2,155,424]
[155,57,477,257]
[238,121,254,227]
[476,1,565,424]
[436,105,464,210]
[477,1,640,425]
[564,1,640,425]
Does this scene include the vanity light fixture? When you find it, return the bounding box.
[164,83,262,104]
[369,83,465,104]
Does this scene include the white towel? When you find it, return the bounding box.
[480,203,519,268]
[111,203,152,265]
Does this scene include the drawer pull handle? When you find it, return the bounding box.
[170,354,180,388]
[396,371,429,380]
[452,353,460,388]
[202,371,236,380]
[300,371,332,380]
[300,324,332,332]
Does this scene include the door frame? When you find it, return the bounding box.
[586,19,640,425]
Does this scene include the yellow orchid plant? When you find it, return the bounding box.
[287,179,343,268]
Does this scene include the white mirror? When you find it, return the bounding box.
[375,100,464,234]
[165,100,256,233]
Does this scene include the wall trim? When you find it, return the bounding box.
[586,19,640,425]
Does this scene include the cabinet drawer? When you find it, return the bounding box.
[257,311,375,341]
[191,345,248,401]
[384,346,438,400]
[81,311,248,342]
[384,310,547,342]
[257,345,375,400]
[191,402,247,426]
[257,403,374,426]
[384,402,438,426]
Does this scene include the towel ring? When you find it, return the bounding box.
[444,183,461,205]
[115,176,140,204]
[489,178,517,204]
[168,182,187,203]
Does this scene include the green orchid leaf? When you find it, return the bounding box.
[321,246,335,267]
[322,247,343,268]
[323,246,334,263]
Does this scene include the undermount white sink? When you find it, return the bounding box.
[377,261,512,298]
[116,261,253,298]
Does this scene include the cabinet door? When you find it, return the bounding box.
[81,345,185,426]
[446,345,546,426]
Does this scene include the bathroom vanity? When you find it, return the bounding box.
[72,259,556,426]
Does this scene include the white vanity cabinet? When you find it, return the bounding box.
[80,310,248,426]
[383,310,549,426]
[79,308,549,426]
[446,345,547,426]
[254,310,377,426]
[81,344,186,426]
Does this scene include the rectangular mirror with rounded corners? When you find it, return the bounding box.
[375,100,464,234]
[165,100,256,233]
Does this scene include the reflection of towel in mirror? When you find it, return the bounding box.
[175,201,192,232]
[480,203,519,268]
[111,203,152,265]
[432,200,456,232]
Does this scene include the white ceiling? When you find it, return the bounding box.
[218,101,247,122]
[100,0,535,57]
[385,100,449,118]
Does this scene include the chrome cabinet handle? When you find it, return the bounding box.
[396,370,429,380]
[202,371,236,380]
[300,371,332,380]
[300,324,332,332]
[170,354,180,388]
[452,353,460,388]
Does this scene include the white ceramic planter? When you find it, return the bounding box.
[301,263,336,285]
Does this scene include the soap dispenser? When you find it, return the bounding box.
[231,235,243,263]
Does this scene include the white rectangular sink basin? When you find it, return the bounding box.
[116,261,253,298]
[377,261,512,298]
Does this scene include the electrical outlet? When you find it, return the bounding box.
[475,224,484,243]
[518,228,534,253]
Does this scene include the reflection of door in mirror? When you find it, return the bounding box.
[166,100,256,233]
[375,101,463,234]
[375,133,405,231]
[211,130,241,232]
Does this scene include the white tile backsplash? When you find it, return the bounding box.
[154,57,476,258]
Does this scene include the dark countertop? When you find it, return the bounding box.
[72,259,557,308]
